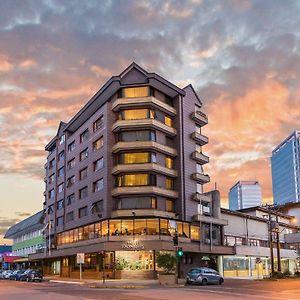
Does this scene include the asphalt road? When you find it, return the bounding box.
[1,278,300,300]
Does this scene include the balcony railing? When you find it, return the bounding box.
[191,132,209,145]
[191,111,208,126]
[192,192,211,203]
[191,173,210,184]
[191,151,209,164]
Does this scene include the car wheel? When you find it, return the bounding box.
[219,278,224,285]
[201,278,207,286]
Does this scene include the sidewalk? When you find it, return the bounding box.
[45,276,186,289]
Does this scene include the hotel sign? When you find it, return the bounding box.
[122,240,145,250]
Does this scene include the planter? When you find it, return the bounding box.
[158,274,177,285]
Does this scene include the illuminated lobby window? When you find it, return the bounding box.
[191,225,200,240]
[119,108,155,120]
[122,86,150,98]
[165,156,174,169]
[164,115,173,127]
[116,174,156,187]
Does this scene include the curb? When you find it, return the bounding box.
[50,280,84,285]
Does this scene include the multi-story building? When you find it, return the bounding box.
[221,206,299,278]
[228,181,262,210]
[271,131,300,205]
[30,63,234,278]
[0,245,12,269]
[4,211,45,267]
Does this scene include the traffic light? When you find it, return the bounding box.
[177,247,183,257]
[173,233,178,246]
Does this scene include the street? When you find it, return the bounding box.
[1,279,300,300]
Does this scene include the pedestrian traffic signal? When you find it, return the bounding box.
[177,247,183,257]
[173,233,178,246]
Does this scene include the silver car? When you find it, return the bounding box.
[186,267,224,285]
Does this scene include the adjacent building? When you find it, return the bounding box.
[228,181,262,211]
[30,63,234,278]
[4,211,45,267]
[221,206,299,278]
[0,245,12,269]
[271,131,300,205]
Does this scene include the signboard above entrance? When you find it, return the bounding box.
[122,240,145,250]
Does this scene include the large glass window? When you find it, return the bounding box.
[80,148,89,161]
[166,177,174,190]
[147,219,159,235]
[119,108,155,120]
[118,130,156,142]
[118,152,151,164]
[79,186,88,199]
[165,156,174,169]
[121,220,133,235]
[122,86,149,98]
[116,174,156,187]
[93,137,103,151]
[78,206,88,218]
[110,220,122,236]
[92,200,103,214]
[117,197,156,209]
[67,158,75,170]
[66,194,75,205]
[67,176,75,188]
[93,178,104,192]
[93,116,103,132]
[166,199,175,212]
[164,116,173,127]
[79,168,87,180]
[80,129,89,143]
[134,219,147,235]
[68,141,75,153]
[94,157,104,171]
[191,225,200,240]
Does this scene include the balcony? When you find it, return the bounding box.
[111,209,176,219]
[191,111,208,127]
[192,192,211,203]
[193,214,228,226]
[112,96,176,116]
[112,186,178,199]
[192,173,210,184]
[112,119,177,136]
[191,151,209,164]
[112,141,177,157]
[191,132,208,145]
[112,163,177,177]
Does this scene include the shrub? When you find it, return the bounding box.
[156,253,176,274]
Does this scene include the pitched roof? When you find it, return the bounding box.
[4,211,44,239]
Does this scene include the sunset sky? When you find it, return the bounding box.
[0,0,300,244]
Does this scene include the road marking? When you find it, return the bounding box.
[183,288,299,300]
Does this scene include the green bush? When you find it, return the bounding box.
[156,252,176,274]
[115,257,129,270]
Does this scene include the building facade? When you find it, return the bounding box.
[0,245,12,269]
[271,131,300,205]
[228,181,262,211]
[30,63,234,278]
[220,207,299,278]
[4,211,45,266]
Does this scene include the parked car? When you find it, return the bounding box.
[10,270,26,281]
[26,270,43,282]
[2,270,13,279]
[18,269,33,281]
[186,267,224,285]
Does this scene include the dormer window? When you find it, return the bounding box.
[122,86,150,98]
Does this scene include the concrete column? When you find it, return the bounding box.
[217,256,224,276]
[248,257,251,277]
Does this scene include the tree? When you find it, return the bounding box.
[156,252,176,274]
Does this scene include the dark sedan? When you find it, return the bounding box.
[186,267,224,285]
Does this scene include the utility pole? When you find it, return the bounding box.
[275,213,282,273]
[268,206,275,276]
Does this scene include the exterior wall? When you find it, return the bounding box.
[12,235,44,256]
[271,131,300,205]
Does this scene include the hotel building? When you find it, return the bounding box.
[30,63,233,279]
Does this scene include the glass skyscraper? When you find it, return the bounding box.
[271,131,300,205]
[228,181,262,210]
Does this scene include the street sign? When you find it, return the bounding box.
[77,253,85,264]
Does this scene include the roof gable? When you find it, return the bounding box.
[183,84,202,106]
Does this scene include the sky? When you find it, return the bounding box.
[0,0,300,244]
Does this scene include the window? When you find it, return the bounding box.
[93,178,104,192]
[56,216,63,226]
[79,187,88,199]
[118,152,152,164]
[68,141,75,153]
[93,137,103,151]
[66,211,74,222]
[59,134,65,145]
[48,204,54,214]
[49,189,54,198]
[79,168,88,180]
[166,177,174,190]
[67,176,75,187]
[80,148,89,161]
[58,183,64,193]
[58,167,64,177]
[49,174,55,184]
[196,144,201,153]
[58,151,64,161]
[122,86,149,98]
[116,174,156,187]
[66,194,75,206]
[117,197,156,210]
[80,129,89,143]
[119,108,155,120]
[166,199,175,212]
[94,157,104,171]
[66,159,74,171]
[49,158,55,169]
[91,200,103,214]
[57,199,64,210]
[165,156,174,169]
[93,116,103,132]
[164,115,173,127]
[196,183,203,194]
[118,130,156,142]
[79,206,88,218]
